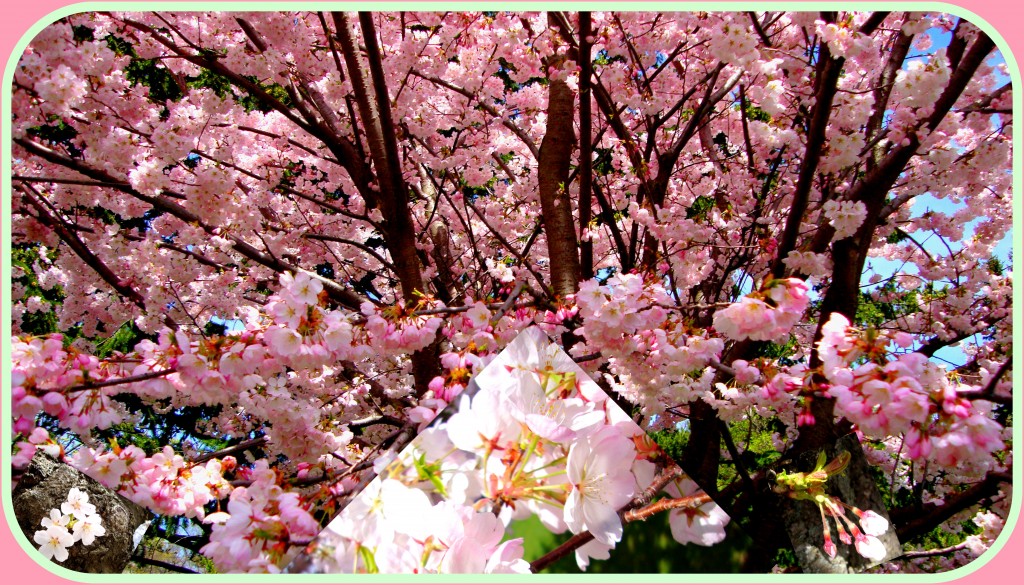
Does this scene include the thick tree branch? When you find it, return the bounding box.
[894,471,1010,542]
[62,368,177,393]
[771,40,844,279]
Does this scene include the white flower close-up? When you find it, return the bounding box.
[564,426,638,545]
[34,525,75,562]
[33,488,106,563]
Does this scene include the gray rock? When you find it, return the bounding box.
[12,452,150,573]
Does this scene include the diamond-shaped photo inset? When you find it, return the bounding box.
[286,327,745,574]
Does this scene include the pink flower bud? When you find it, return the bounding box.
[428,375,446,396]
[855,533,887,561]
[823,534,837,558]
[797,409,816,427]
[856,509,890,536]
[14,416,34,435]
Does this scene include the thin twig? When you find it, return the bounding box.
[414,302,504,317]
[623,494,713,523]
[129,555,201,574]
[719,420,755,495]
[190,436,267,465]
[491,280,527,324]
[62,368,177,393]
[895,542,968,561]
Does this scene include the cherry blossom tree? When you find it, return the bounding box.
[7,9,1014,573]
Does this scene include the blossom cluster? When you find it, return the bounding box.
[200,460,321,572]
[361,301,444,355]
[575,273,670,341]
[712,278,810,342]
[708,16,760,66]
[427,341,491,403]
[10,271,437,467]
[33,488,106,563]
[782,251,832,279]
[822,199,868,240]
[893,51,952,109]
[69,445,232,519]
[816,19,874,58]
[11,335,126,436]
[571,274,725,413]
[817,314,1006,475]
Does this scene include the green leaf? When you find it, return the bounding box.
[357,545,379,573]
[412,452,448,497]
[814,450,827,471]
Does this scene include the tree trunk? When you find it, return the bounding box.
[537,58,581,299]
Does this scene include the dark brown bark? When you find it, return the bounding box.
[866,29,913,168]
[578,13,594,280]
[537,56,581,299]
[592,182,631,269]
[681,399,723,494]
[893,471,1010,542]
[335,13,425,303]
